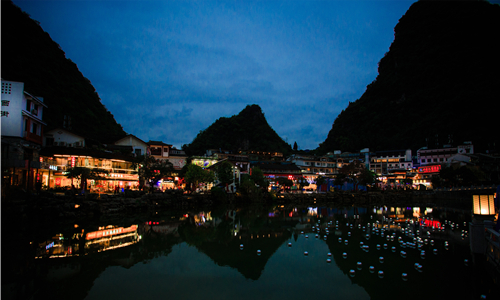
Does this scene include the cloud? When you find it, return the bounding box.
[13,0,416,150]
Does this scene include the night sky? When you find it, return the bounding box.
[13,0,489,150]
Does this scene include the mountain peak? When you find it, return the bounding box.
[183,105,291,156]
[319,0,500,154]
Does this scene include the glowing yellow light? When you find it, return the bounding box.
[473,195,495,215]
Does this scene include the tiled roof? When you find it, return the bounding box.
[148,140,172,146]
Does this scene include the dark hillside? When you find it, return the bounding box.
[319,0,500,154]
[1,1,126,143]
[183,104,291,156]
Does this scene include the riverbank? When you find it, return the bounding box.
[3,188,492,223]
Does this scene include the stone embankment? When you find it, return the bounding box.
[3,190,214,221]
[5,188,493,221]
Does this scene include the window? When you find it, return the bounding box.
[24,119,28,132]
[26,100,31,111]
[32,104,39,115]
[135,148,142,156]
[1,100,9,106]
[31,123,38,135]
[1,82,12,94]
[150,147,161,156]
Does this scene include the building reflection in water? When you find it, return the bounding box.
[35,224,140,259]
[19,204,495,300]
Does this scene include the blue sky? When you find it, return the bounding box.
[13,0,420,150]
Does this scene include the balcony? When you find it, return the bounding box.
[24,131,43,145]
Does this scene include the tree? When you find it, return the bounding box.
[239,175,258,195]
[214,160,233,185]
[185,164,215,193]
[438,165,486,187]
[293,141,298,151]
[339,160,374,191]
[315,175,327,191]
[358,167,377,187]
[276,177,293,192]
[334,173,347,186]
[134,154,174,193]
[65,167,109,194]
[250,167,267,188]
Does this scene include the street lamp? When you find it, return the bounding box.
[470,194,496,256]
[473,195,495,216]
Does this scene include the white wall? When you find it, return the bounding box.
[115,135,148,156]
[46,129,85,147]
[1,80,25,137]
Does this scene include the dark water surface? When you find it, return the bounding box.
[2,204,497,300]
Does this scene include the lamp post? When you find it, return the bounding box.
[470,195,496,256]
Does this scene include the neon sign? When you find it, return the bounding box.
[418,165,441,173]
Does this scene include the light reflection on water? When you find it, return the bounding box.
[4,205,496,300]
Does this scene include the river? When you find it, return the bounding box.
[2,203,497,300]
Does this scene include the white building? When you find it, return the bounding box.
[417,142,474,165]
[169,147,188,171]
[1,79,47,190]
[1,79,47,144]
[45,128,86,148]
[114,134,148,157]
[369,149,413,176]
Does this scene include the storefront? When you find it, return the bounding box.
[39,148,140,192]
[415,164,442,188]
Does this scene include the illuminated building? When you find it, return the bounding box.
[114,134,148,157]
[369,149,413,176]
[1,79,47,190]
[39,147,139,191]
[417,142,474,166]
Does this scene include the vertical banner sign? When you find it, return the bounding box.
[71,157,76,167]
